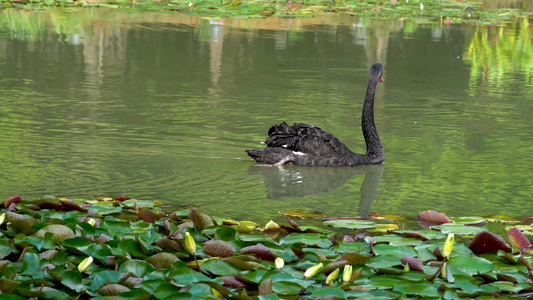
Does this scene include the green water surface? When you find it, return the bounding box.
[0,9,532,223]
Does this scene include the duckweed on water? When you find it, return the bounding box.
[1,0,532,24]
[1,195,533,298]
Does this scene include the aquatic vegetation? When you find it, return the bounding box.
[1,196,533,298]
[0,0,531,24]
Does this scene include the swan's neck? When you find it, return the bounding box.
[361,81,384,163]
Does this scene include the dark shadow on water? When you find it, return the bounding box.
[249,164,384,217]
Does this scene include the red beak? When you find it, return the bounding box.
[379,76,384,83]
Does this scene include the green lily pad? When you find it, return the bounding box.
[279,233,332,248]
[201,259,241,276]
[118,259,156,278]
[310,286,347,298]
[323,219,376,229]
[34,224,75,243]
[448,256,495,275]
[89,204,122,215]
[61,270,84,292]
[372,235,423,247]
[392,280,441,297]
[353,275,403,289]
[0,239,13,259]
[279,209,326,219]
[372,244,418,258]
[431,223,487,235]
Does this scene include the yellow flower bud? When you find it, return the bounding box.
[184,232,196,255]
[304,262,323,278]
[0,213,5,225]
[342,265,353,282]
[87,218,96,226]
[275,257,285,269]
[443,233,454,258]
[325,268,339,285]
[78,256,93,272]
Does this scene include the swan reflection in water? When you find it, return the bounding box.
[249,164,384,217]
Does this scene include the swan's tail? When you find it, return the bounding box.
[245,148,294,165]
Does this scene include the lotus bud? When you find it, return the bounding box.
[303,262,323,278]
[404,263,410,272]
[86,218,96,226]
[325,268,339,285]
[342,265,353,282]
[78,256,94,272]
[275,257,285,269]
[0,213,5,225]
[441,262,447,279]
[184,232,196,255]
[265,220,280,231]
[443,233,454,258]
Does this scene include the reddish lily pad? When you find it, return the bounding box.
[469,231,512,254]
[401,256,424,272]
[417,210,450,227]
[203,240,236,258]
[506,226,532,250]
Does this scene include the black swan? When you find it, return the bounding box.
[245,62,385,167]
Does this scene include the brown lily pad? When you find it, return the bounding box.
[4,195,22,208]
[506,226,532,250]
[239,243,277,261]
[417,210,451,227]
[469,231,512,254]
[189,208,214,229]
[401,256,424,272]
[203,240,236,258]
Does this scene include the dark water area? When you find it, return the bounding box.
[0,9,532,223]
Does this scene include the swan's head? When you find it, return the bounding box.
[370,63,384,83]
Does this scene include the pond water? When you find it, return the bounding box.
[0,9,532,223]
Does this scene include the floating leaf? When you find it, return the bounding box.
[401,256,424,272]
[448,256,495,275]
[279,209,325,219]
[203,240,236,258]
[417,210,450,226]
[506,226,531,250]
[431,223,487,235]
[469,231,512,254]
[449,216,487,226]
[0,278,19,294]
[146,253,180,269]
[239,243,277,261]
[220,276,246,288]
[34,224,75,243]
[61,200,89,212]
[280,233,333,248]
[98,283,130,295]
[4,195,22,208]
[201,259,242,276]
[119,259,156,278]
[0,240,13,259]
[323,219,376,229]
[189,208,214,229]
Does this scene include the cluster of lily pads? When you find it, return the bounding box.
[1,0,531,24]
[0,195,533,299]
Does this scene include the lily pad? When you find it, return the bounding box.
[34,225,75,243]
[279,209,325,219]
[323,219,376,229]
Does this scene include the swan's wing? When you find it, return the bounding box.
[265,122,356,158]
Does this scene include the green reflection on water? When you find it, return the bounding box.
[0,9,532,223]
